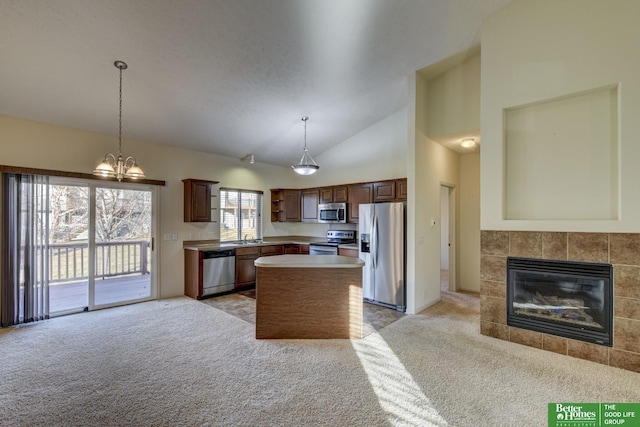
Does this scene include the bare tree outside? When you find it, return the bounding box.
[49,186,151,243]
[48,185,152,286]
[95,188,151,242]
[49,185,88,244]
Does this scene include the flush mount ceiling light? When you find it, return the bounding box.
[291,116,319,175]
[93,60,145,181]
[461,138,476,148]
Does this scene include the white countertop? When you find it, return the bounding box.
[254,255,364,268]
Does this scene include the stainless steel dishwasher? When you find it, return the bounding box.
[202,249,236,296]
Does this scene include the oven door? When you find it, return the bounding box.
[309,244,338,255]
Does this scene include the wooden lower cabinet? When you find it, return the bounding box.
[338,247,359,258]
[236,245,284,288]
[235,247,259,288]
[260,245,283,256]
[184,249,204,299]
[284,244,310,254]
[284,244,300,254]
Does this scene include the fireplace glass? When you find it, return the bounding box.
[507,257,613,346]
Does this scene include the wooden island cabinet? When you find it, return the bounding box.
[255,255,364,339]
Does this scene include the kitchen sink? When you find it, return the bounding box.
[222,240,264,246]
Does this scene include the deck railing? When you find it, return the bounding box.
[49,241,149,283]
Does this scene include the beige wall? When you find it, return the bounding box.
[481,0,640,232]
[416,49,482,296]
[426,52,480,139]
[0,110,417,304]
[1,57,475,313]
[283,108,409,238]
[305,108,408,187]
[0,115,295,299]
[459,153,480,291]
[409,72,461,313]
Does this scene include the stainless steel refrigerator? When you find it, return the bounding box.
[358,202,405,311]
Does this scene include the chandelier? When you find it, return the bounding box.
[291,116,319,175]
[93,60,145,181]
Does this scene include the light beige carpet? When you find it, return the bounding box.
[0,295,638,426]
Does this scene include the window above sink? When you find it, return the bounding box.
[220,188,263,243]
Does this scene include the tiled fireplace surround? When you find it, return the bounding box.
[480,231,640,373]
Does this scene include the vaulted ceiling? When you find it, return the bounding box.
[0,0,510,166]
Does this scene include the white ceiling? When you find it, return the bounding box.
[0,0,509,167]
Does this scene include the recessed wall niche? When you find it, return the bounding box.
[504,85,619,220]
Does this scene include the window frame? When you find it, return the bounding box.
[219,188,263,242]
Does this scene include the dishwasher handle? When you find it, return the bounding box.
[203,249,236,259]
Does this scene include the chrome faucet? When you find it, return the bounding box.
[244,234,248,244]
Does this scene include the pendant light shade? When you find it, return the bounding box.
[93,60,145,181]
[291,116,319,175]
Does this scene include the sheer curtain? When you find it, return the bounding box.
[1,174,50,326]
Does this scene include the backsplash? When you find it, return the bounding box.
[480,231,640,373]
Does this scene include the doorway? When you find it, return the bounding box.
[48,179,157,315]
[440,184,455,293]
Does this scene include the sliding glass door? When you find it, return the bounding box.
[48,184,90,314]
[94,186,152,306]
[47,179,156,315]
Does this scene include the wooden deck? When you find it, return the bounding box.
[49,274,151,313]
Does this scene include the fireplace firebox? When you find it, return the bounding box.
[507,257,613,346]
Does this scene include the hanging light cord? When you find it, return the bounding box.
[118,63,123,156]
[303,116,308,151]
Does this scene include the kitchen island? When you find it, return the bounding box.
[254,255,364,339]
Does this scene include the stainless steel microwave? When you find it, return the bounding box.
[318,203,347,223]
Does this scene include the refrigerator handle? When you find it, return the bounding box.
[371,214,378,269]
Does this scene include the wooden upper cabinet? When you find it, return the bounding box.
[270,179,406,223]
[270,189,284,222]
[373,181,396,202]
[319,187,333,204]
[282,190,301,222]
[301,189,319,222]
[333,186,348,203]
[396,178,407,200]
[183,179,218,222]
[271,189,301,222]
[347,183,373,223]
[319,186,347,204]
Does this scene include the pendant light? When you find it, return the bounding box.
[291,116,319,175]
[93,60,145,181]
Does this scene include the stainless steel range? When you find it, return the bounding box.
[309,230,356,255]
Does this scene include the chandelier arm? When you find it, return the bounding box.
[105,153,117,165]
[124,156,137,169]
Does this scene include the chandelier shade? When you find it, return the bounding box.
[291,116,319,175]
[93,60,145,181]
